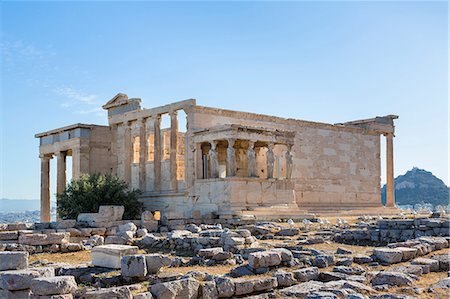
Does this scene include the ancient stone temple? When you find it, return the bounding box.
[35,93,398,222]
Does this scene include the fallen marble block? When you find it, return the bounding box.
[121,255,147,278]
[31,276,77,295]
[0,251,28,271]
[91,244,139,269]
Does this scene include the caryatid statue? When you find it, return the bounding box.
[209,140,219,178]
[266,142,275,179]
[227,138,236,177]
[247,140,257,177]
[286,144,293,179]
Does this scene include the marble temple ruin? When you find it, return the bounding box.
[35,93,398,222]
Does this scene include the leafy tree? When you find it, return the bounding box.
[57,173,143,220]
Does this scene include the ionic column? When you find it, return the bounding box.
[170,110,178,191]
[154,114,162,192]
[247,140,257,177]
[226,138,236,177]
[139,118,147,191]
[285,144,293,179]
[266,143,275,179]
[209,140,219,178]
[385,133,395,207]
[40,154,51,222]
[56,151,67,195]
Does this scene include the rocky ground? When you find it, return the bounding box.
[1,214,449,298]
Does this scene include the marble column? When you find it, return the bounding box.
[56,151,67,195]
[385,133,395,207]
[170,110,178,191]
[266,143,275,179]
[123,122,132,186]
[226,138,236,177]
[139,118,147,191]
[285,144,293,179]
[153,114,162,192]
[247,140,257,177]
[209,140,219,178]
[40,154,51,222]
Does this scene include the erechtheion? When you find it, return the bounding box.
[35,93,398,222]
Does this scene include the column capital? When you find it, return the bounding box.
[227,138,236,147]
[39,154,52,160]
[210,140,218,150]
[248,140,256,148]
[267,142,275,150]
[169,110,178,117]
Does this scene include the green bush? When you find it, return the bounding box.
[57,173,143,220]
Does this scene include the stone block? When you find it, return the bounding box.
[373,248,403,264]
[272,248,293,262]
[411,257,440,272]
[145,254,172,274]
[234,279,254,296]
[150,278,199,299]
[293,267,319,282]
[30,276,77,295]
[214,277,235,298]
[253,277,277,292]
[79,286,132,299]
[121,255,147,278]
[273,270,296,287]
[0,231,18,240]
[200,281,217,299]
[396,247,417,261]
[248,251,282,269]
[0,289,31,299]
[0,251,28,271]
[371,271,414,286]
[0,269,42,290]
[91,244,139,269]
[198,248,223,259]
[133,292,153,299]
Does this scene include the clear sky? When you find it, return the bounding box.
[0,1,448,201]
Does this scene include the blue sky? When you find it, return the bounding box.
[0,1,448,200]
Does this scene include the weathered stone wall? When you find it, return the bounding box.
[191,106,382,210]
[336,217,450,245]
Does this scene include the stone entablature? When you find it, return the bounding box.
[36,93,398,221]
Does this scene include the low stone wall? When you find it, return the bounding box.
[335,217,450,245]
[0,219,140,254]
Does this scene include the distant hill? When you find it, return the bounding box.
[381,167,450,207]
[0,199,56,213]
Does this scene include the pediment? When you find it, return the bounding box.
[102,93,129,110]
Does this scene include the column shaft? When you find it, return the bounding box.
[170,111,178,191]
[139,118,147,191]
[154,115,162,192]
[40,155,51,222]
[386,133,395,207]
[56,152,66,195]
